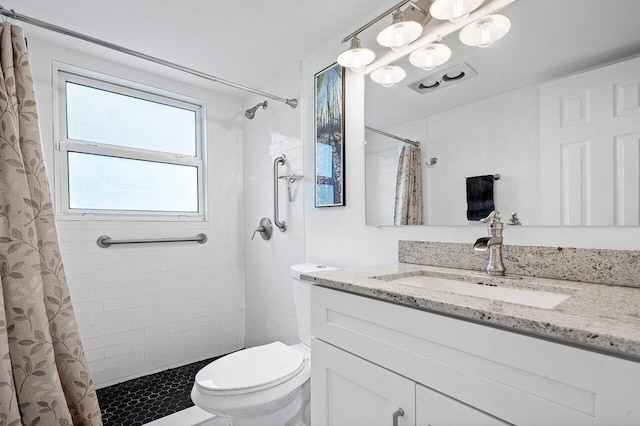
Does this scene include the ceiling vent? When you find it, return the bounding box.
[408,62,478,94]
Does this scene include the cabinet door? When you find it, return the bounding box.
[416,384,509,426]
[311,338,415,426]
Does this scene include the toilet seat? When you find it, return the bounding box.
[195,342,306,396]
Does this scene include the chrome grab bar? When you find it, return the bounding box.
[273,155,287,232]
[97,233,207,248]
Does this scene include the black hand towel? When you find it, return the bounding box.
[466,175,495,221]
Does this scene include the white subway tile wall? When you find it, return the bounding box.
[243,64,305,347]
[30,37,246,387]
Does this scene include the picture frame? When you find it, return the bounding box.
[314,63,345,207]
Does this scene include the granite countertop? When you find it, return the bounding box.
[301,263,640,361]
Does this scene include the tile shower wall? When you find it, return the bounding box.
[29,37,245,387]
[243,64,305,347]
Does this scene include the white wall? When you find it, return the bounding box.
[301,36,640,270]
[242,64,305,347]
[365,85,540,227]
[426,85,540,225]
[365,132,400,226]
[29,37,245,387]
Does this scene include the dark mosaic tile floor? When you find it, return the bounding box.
[97,356,222,426]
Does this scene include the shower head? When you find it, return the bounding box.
[245,100,268,119]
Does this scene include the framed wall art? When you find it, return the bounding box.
[315,63,345,207]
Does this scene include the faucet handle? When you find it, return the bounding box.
[251,217,273,241]
[480,211,501,223]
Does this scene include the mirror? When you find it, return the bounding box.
[365,0,640,226]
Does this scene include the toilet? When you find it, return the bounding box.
[191,263,337,426]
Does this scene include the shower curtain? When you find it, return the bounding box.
[0,23,102,425]
[394,146,424,225]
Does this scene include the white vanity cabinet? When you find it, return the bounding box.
[415,384,508,425]
[310,286,640,425]
[312,338,415,426]
[313,338,506,426]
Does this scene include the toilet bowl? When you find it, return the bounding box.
[191,264,337,426]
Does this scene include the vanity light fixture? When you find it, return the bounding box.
[336,0,429,75]
[409,42,452,71]
[370,64,407,87]
[376,9,424,52]
[459,14,511,48]
[337,36,376,72]
[430,0,485,23]
[337,0,512,87]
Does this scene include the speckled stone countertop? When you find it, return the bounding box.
[302,264,640,361]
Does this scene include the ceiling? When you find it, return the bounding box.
[3,0,392,99]
[366,0,640,128]
[8,0,640,112]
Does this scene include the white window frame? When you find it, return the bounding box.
[53,64,207,221]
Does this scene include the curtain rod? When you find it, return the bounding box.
[0,6,298,109]
[366,126,420,147]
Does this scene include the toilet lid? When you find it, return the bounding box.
[195,341,305,392]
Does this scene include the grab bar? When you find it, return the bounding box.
[97,233,207,248]
[273,155,287,232]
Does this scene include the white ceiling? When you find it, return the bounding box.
[3,0,392,98]
[8,0,640,112]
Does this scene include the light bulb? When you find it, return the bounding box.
[449,0,468,22]
[474,18,497,47]
[345,49,369,72]
[377,10,423,52]
[430,0,485,23]
[370,65,406,88]
[423,51,436,69]
[389,23,410,51]
[336,37,375,72]
[459,14,511,48]
[409,43,452,71]
[351,62,366,73]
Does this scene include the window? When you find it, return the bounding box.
[56,68,205,219]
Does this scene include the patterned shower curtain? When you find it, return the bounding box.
[0,23,102,425]
[394,146,424,225]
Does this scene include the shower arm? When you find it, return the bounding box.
[273,155,287,232]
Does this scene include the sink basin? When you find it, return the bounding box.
[391,275,570,309]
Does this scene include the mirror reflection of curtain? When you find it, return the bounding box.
[394,146,424,225]
[0,23,102,424]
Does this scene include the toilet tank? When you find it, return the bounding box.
[291,263,338,347]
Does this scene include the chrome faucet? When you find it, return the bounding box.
[473,211,506,276]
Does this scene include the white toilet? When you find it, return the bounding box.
[191,263,336,426]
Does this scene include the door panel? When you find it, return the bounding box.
[540,56,640,225]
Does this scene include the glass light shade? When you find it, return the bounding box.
[337,38,376,72]
[409,43,452,71]
[370,65,406,88]
[430,0,484,22]
[376,11,423,52]
[459,14,511,48]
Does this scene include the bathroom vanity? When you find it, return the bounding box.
[304,259,640,425]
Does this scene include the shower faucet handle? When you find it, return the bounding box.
[251,217,273,241]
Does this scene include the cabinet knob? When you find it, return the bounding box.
[392,407,405,426]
